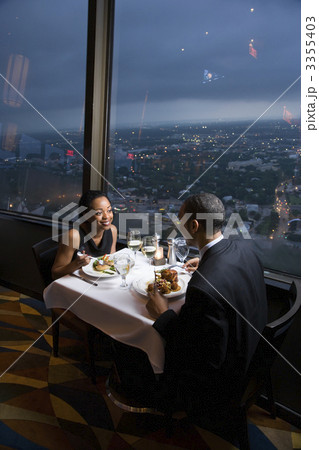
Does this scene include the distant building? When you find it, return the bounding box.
[44,146,64,161]
[228,158,262,170]
[228,158,278,172]
[114,147,133,169]
[246,204,259,214]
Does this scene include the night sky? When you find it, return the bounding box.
[0,0,301,131]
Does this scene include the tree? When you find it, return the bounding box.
[238,208,248,221]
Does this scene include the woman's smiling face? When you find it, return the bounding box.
[89,196,113,231]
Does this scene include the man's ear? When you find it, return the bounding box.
[191,219,199,234]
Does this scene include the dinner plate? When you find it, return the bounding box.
[81,256,119,278]
[132,275,187,298]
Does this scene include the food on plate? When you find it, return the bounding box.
[146,269,181,294]
[93,254,116,274]
[160,269,178,282]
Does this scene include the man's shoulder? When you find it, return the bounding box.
[187,264,221,298]
[228,238,262,264]
[204,238,260,262]
[190,238,264,289]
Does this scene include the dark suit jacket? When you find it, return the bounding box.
[153,238,268,411]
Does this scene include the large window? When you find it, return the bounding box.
[108,0,301,275]
[0,0,301,275]
[0,0,88,217]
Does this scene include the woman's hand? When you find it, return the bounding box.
[183,257,199,272]
[52,229,91,280]
[74,252,90,270]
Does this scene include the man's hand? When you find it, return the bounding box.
[183,257,199,272]
[146,288,169,319]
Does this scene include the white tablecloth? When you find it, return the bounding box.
[43,249,189,373]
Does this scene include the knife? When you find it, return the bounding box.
[70,273,98,286]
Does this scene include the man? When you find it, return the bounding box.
[147,193,268,420]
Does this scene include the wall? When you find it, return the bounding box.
[0,214,52,299]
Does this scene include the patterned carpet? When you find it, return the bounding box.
[0,287,301,449]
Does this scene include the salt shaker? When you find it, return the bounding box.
[167,238,177,265]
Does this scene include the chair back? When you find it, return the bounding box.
[259,281,299,367]
[32,237,59,287]
[242,281,300,403]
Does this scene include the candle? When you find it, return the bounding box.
[154,246,164,260]
[153,246,166,265]
[153,235,166,265]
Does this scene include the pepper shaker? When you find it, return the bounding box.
[167,238,177,265]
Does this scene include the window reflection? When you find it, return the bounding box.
[0,0,88,217]
[3,54,29,108]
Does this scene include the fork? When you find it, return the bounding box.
[77,251,104,265]
[153,269,157,294]
[165,264,189,274]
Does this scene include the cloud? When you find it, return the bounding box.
[0,0,300,129]
[113,0,301,111]
[112,97,300,127]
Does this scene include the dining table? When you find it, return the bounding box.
[43,249,191,374]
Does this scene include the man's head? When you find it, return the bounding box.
[179,193,225,245]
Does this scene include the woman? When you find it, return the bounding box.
[52,190,117,280]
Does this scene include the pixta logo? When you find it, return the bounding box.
[118,212,251,239]
[52,203,97,245]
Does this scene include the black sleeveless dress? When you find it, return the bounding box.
[75,227,113,258]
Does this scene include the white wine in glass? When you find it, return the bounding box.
[141,236,156,265]
[127,230,142,259]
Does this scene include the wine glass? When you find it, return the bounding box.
[113,253,133,289]
[141,235,156,265]
[129,256,135,270]
[127,230,142,260]
[174,238,189,265]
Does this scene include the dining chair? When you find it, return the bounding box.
[32,236,98,383]
[105,281,300,448]
[105,362,181,437]
[105,340,184,436]
[263,278,298,419]
[228,280,300,450]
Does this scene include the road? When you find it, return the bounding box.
[271,181,291,239]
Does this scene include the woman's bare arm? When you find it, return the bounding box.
[51,229,90,280]
[110,224,117,254]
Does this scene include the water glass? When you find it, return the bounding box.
[175,238,189,264]
[113,253,133,289]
